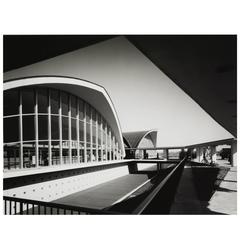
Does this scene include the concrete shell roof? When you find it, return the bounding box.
[3,75,125,155]
[123,130,157,149]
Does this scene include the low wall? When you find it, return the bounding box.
[3,163,129,203]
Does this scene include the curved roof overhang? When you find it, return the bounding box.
[3,75,125,156]
[123,129,158,149]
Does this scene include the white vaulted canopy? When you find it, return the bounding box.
[4,36,235,147]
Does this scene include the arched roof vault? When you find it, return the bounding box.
[4,75,125,155]
[123,129,158,149]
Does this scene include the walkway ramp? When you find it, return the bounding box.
[53,174,150,209]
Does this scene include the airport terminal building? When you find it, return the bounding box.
[3,36,237,215]
[4,76,125,171]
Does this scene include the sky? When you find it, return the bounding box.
[4,36,233,147]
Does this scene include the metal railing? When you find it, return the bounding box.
[3,196,119,215]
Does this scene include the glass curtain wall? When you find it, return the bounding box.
[3,86,122,170]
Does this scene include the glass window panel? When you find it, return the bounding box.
[98,127,101,145]
[61,92,69,116]
[51,116,59,140]
[86,123,91,142]
[79,145,84,163]
[107,127,111,147]
[51,141,60,165]
[23,115,35,141]
[79,121,84,141]
[71,118,77,140]
[79,99,84,120]
[86,104,91,123]
[72,148,78,163]
[38,88,48,113]
[22,88,35,114]
[50,89,59,114]
[62,142,70,164]
[102,118,106,130]
[38,141,49,166]
[38,115,48,140]
[23,142,36,168]
[62,116,69,140]
[92,125,96,144]
[4,144,20,170]
[86,143,91,162]
[4,117,19,143]
[4,89,19,116]
[92,144,96,161]
[71,95,77,118]
[92,109,96,125]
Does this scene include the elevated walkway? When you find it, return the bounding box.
[53,174,150,209]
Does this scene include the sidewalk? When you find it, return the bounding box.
[170,161,237,214]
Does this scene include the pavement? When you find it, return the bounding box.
[170,160,237,215]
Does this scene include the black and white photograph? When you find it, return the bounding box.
[0,1,239,240]
[2,34,237,215]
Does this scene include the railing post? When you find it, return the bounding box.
[20,202,23,215]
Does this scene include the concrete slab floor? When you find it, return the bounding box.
[170,163,237,215]
[207,166,237,214]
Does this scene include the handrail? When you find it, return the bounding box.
[3,196,120,215]
[132,157,186,214]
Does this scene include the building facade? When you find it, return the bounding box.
[4,76,125,171]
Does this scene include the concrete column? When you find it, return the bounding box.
[231,140,237,167]
[68,96,72,163]
[48,89,52,166]
[34,90,39,168]
[59,92,63,165]
[76,99,80,163]
[83,102,87,163]
[96,112,99,162]
[19,90,23,169]
[109,130,112,161]
[90,107,93,162]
